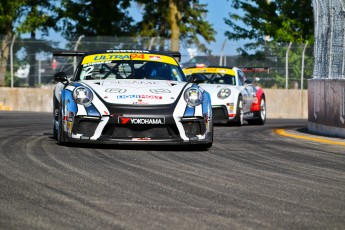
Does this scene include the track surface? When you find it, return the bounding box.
[0,111,344,229]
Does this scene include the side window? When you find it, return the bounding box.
[238,71,244,86]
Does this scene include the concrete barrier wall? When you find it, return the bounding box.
[0,87,54,112]
[0,87,308,119]
[308,79,345,138]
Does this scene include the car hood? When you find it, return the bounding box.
[198,83,240,103]
[83,79,188,105]
[198,83,239,93]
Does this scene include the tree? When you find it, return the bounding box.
[136,0,216,52]
[16,1,57,86]
[224,0,314,89]
[224,0,314,47]
[0,0,57,87]
[57,0,135,39]
[0,1,23,86]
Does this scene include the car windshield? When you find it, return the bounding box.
[77,54,187,82]
[201,73,236,85]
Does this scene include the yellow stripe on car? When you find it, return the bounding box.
[183,67,236,75]
[82,53,178,66]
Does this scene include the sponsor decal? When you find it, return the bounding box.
[117,95,162,99]
[106,50,150,53]
[105,88,127,93]
[109,80,167,85]
[83,61,111,67]
[133,101,149,105]
[119,117,131,124]
[93,54,145,61]
[67,121,73,132]
[183,67,236,76]
[244,112,254,118]
[132,137,152,141]
[149,55,162,61]
[150,89,171,94]
[82,53,178,66]
[82,53,146,65]
[119,117,165,125]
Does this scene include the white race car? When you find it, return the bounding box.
[52,49,213,148]
[183,66,266,125]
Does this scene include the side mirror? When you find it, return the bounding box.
[188,73,206,84]
[244,79,252,85]
[54,72,69,84]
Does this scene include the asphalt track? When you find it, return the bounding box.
[0,111,344,230]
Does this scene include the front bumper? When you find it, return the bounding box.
[212,105,236,123]
[65,103,212,144]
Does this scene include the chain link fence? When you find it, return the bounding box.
[313,0,345,79]
[1,35,313,89]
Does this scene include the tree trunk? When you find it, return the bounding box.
[169,0,181,51]
[0,34,11,87]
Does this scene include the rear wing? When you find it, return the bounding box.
[53,50,86,57]
[53,50,181,61]
[240,67,270,73]
[168,51,181,62]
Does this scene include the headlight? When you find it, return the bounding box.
[73,86,93,106]
[184,87,203,107]
[217,88,231,99]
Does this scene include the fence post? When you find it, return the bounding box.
[285,42,292,89]
[148,37,155,50]
[301,41,308,90]
[301,41,308,118]
[219,39,227,66]
[10,35,16,88]
[73,35,84,72]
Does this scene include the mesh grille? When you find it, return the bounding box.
[77,120,99,137]
[212,107,227,120]
[110,125,179,139]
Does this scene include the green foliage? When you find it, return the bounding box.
[225,0,314,45]
[58,0,135,39]
[260,42,314,89]
[0,0,57,36]
[15,0,56,36]
[5,71,20,87]
[224,0,314,89]
[0,0,24,34]
[136,0,216,53]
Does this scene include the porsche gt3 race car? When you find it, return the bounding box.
[52,49,213,148]
[183,66,266,125]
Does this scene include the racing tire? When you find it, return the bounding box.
[53,97,59,139]
[57,110,66,145]
[53,121,57,140]
[234,96,244,126]
[248,97,266,125]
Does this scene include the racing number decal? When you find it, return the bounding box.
[83,66,94,77]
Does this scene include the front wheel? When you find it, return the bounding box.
[234,96,244,126]
[57,111,66,145]
[248,97,266,125]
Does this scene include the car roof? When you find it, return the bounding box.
[53,49,181,61]
[183,66,237,76]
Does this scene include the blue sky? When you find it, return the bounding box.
[42,1,246,58]
[201,0,232,47]
[129,0,247,58]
